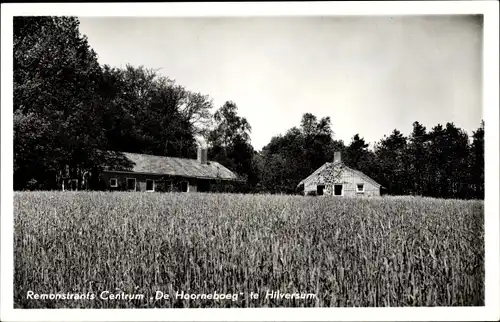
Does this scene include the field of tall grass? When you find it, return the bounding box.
[14,191,484,308]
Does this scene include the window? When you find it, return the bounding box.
[110,178,118,188]
[317,184,325,196]
[334,184,343,196]
[357,183,365,193]
[146,179,155,192]
[181,181,188,192]
[126,178,136,191]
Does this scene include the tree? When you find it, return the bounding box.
[100,64,213,159]
[300,113,319,136]
[374,129,409,195]
[14,111,58,190]
[208,101,251,148]
[407,121,429,196]
[259,128,308,194]
[258,113,342,194]
[259,153,292,193]
[14,16,105,190]
[300,113,336,175]
[427,124,448,197]
[424,122,471,199]
[207,101,256,190]
[442,122,470,198]
[179,91,213,138]
[344,134,368,167]
[470,121,484,199]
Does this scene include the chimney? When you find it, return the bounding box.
[334,151,342,163]
[197,146,208,165]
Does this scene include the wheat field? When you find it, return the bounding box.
[14,191,484,308]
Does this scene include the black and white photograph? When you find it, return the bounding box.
[1,1,499,322]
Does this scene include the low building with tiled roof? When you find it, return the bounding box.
[99,147,242,192]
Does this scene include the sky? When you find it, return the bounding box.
[78,15,483,151]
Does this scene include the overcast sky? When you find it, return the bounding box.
[78,15,483,151]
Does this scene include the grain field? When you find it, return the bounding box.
[14,191,484,308]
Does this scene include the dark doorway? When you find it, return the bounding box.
[181,181,188,192]
[126,178,136,191]
[334,184,343,196]
[146,179,154,191]
[317,184,325,196]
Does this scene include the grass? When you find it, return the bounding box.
[14,191,484,308]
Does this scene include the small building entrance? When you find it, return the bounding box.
[334,184,343,196]
[317,184,325,196]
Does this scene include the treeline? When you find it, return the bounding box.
[13,16,484,199]
[13,16,256,191]
[257,115,484,200]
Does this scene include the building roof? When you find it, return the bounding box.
[345,166,383,188]
[298,163,330,186]
[102,151,241,181]
[297,161,383,188]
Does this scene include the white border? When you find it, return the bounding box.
[1,2,499,322]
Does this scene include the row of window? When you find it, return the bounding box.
[316,183,365,196]
[110,178,155,191]
[109,178,190,192]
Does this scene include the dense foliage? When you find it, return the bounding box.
[14,16,484,199]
